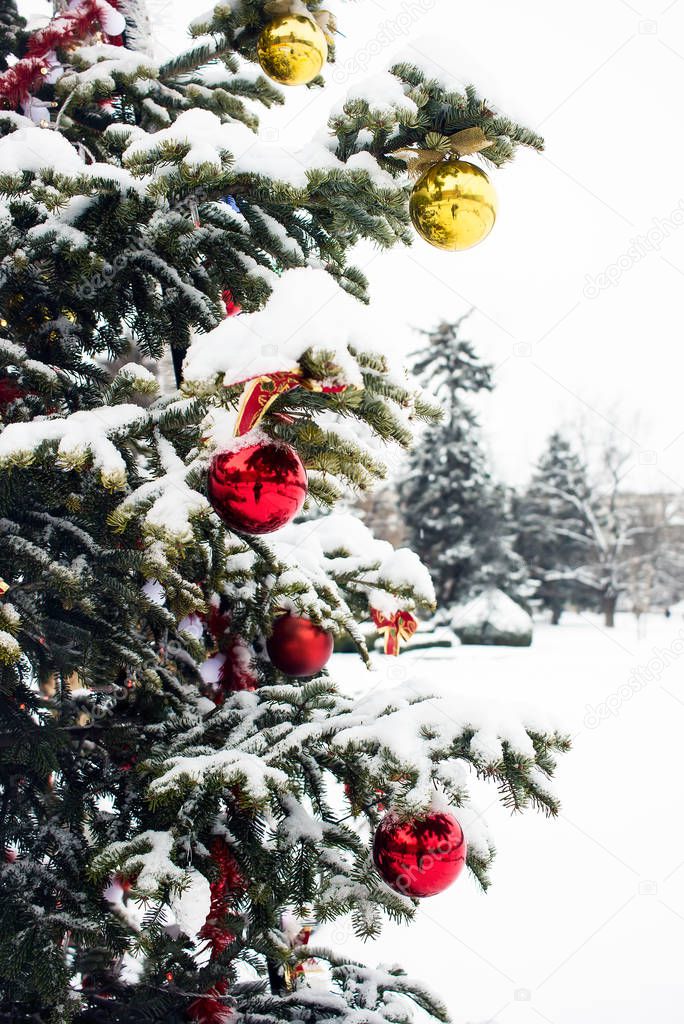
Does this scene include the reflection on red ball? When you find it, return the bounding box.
[266,615,333,677]
[208,442,307,535]
[373,811,467,898]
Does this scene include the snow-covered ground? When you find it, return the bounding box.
[319,612,684,1024]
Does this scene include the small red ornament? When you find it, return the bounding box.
[208,442,307,535]
[114,873,133,899]
[344,782,386,813]
[373,811,467,898]
[222,289,241,317]
[202,603,258,702]
[266,615,333,677]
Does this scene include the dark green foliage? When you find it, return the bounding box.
[0,0,25,71]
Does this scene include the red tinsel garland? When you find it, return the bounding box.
[0,58,50,110]
[27,0,120,59]
[0,0,124,110]
[198,836,243,955]
[188,837,243,1023]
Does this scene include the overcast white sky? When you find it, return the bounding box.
[23,0,684,490]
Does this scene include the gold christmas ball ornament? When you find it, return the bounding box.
[257,14,328,87]
[409,159,497,252]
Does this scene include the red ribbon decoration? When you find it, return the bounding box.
[232,368,346,437]
[371,608,417,656]
[233,370,304,436]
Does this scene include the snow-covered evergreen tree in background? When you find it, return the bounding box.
[516,432,594,624]
[516,431,683,627]
[0,3,567,1021]
[400,315,529,608]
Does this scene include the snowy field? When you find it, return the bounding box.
[319,613,684,1024]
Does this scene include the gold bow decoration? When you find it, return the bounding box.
[390,127,493,180]
[0,578,9,596]
[263,0,336,36]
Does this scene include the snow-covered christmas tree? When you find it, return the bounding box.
[516,431,594,624]
[400,315,529,608]
[0,3,568,1021]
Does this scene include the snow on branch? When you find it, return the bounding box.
[60,44,157,101]
[91,829,210,937]
[0,403,146,488]
[333,71,420,120]
[326,682,562,769]
[0,119,147,194]
[0,123,84,175]
[182,267,394,393]
[148,747,289,803]
[114,430,210,544]
[121,108,396,186]
[272,514,435,618]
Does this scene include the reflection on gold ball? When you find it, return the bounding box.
[409,159,497,251]
[257,14,328,87]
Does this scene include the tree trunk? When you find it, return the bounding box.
[603,595,617,628]
[551,605,562,626]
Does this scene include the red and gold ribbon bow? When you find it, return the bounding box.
[232,368,347,437]
[371,608,417,656]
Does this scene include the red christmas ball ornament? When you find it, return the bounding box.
[373,811,467,898]
[208,442,307,536]
[222,289,241,317]
[266,615,333,677]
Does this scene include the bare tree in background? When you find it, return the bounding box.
[534,435,683,626]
